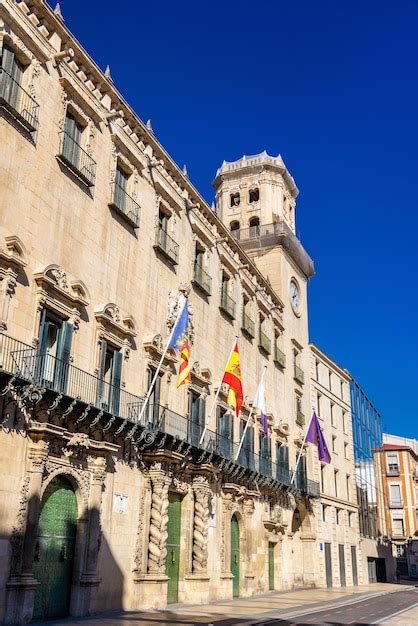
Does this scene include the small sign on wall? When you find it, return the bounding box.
[113,493,128,514]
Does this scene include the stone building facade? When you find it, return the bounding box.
[309,345,361,588]
[0,1,320,623]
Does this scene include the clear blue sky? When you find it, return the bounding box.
[56,0,418,437]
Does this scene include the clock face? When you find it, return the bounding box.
[289,280,300,314]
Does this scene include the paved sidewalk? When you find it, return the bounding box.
[379,602,418,625]
[39,583,412,625]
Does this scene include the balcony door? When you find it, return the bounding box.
[97,341,122,415]
[217,407,232,459]
[276,443,289,482]
[63,113,82,168]
[1,47,23,110]
[238,420,254,469]
[38,311,73,393]
[188,391,205,446]
[259,433,271,476]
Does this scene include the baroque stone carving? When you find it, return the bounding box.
[10,473,31,575]
[192,477,210,572]
[147,475,170,573]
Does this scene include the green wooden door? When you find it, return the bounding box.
[33,476,77,620]
[166,493,182,604]
[268,542,275,590]
[231,515,240,597]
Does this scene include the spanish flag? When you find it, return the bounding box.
[222,341,243,416]
[177,339,191,387]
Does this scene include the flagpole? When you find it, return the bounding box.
[137,296,187,426]
[290,410,313,485]
[199,335,238,446]
[235,366,267,461]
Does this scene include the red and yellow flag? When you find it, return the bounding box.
[222,341,243,416]
[177,339,191,387]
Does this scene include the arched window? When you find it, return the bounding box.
[230,221,240,239]
[249,188,259,203]
[248,217,260,238]
[230,192,240,207]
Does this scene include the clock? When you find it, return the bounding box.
[289,280,300,315]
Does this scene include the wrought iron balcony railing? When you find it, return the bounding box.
[0,68,39,132]
[154,225,179,265]
[294,365,305,385]
[296,410,305,427]
[241,312,255,338]
[193,263,212,296]
[386,465,400,476]
[0,332,320,498]
[259,330,271,354]
[274,345,286,368]
[109,182,140,228]
[220,291,236,319]
[57,131,97,187]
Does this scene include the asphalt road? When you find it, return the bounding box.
[254,588,418,625]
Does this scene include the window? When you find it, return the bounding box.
[329,370,333,391]
[217,406,232,458]
[348,512,353,527]
[387,452,399,474]
[249,216,260,238]
[188,391,205,446]
[97,341,122,414]
[242,296,255,338]
[295,394,304,425]
[294,350,304,384]
[145,366,162,426]
[317,392,322,417]
[315,359,319,381]
[155,208,179,264]
[322,504,328,522]
[336,508,342,525]
[332,435,337,453]
[220,274,235,318]
[259,432,272,475]
[63,112,83,165]
[249,188,259,203]
[340,380,345,400]
[273,332,285,367]
[295,454,307,491]
[193,246,211,295]
[344,442,349,459]
[1,46,23,110]
[331,402,336,426]
[259,314,271,354]
[110,164,140,227]
[230,192,240,207]
[37,310,73,393]
[320,464,325,492]
[238,419,254,469]
[334,470,338,497]
[276,443,289,481]
[230,220,240,235]
[346,475,351,501]
[389,484,402,506]
[343,411,348,434]
[59,111,96,186]
[392,517,405,537]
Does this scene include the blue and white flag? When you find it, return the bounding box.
[168,298,189,350]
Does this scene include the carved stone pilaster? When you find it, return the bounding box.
[147,469,170,574]
[191,476,210,572]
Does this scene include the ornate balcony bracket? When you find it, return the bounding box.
[273,422,289,439]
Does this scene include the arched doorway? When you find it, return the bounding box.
[32,476,77,620]
[231,514,240,597]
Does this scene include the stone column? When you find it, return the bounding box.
[73,456,107,616]
[132,464,170,609]
[5,438,49,625]
[243,496,256,594]
[183,476,211,604]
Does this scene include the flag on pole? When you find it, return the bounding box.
[253,372,268,436]
[305,411,331,463]
[222,341,243,416]
[168,298,191,387]
[177,339,191,387]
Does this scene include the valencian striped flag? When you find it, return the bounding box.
[222,341,243,416]
[168,298,191,387]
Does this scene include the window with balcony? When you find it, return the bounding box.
[0,45,39,132]
[258,315,271,355]
[276,443,289,482]
[387,452,400,476]
[389,484,402,508]
[259,432,271,476]
[220,274,235,319]
[58,113,96,187]
[109,165,140,228]
[295,394,304,426]
[192,246,212,296]
[154,209,179,264]
[295,454,307,491]
[273,332,285,368]
[293,350,304,384]
[37,309,73,394]
[217,406,232,459]
[145,366,162,427]
[188,391,205,446]
[97,340,122,415]
[249,188,259,204]
[241,296,255,338]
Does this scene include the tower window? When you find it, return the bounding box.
[230,220,240,232]
[249,217,260,237]
[249,188,259,203]
[230,192,240,207]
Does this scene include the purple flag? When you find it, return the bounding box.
[305,412,331,463]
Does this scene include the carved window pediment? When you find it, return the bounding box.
[58,74,103,125]
[94,303,137,343]
[34,264,90,309]
[143,334,176,372]
[0,235,27,272]
[189,210,215,247]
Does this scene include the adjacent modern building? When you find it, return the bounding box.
[309,344,360,588]
[350,378,394,583]
[0,1,322,623]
